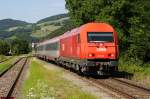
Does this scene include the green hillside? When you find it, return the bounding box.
[31,14,69,38]
[0,19,29,30]
[0,14,69,42]
[37,14,68,23]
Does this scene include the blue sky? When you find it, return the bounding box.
[0,0,67,23]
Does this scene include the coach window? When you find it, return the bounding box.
[53,42,58,50]
[46,43,51,50]
[39,46,43,51]
[52,43,56,50]
[44,42,59,50]
[46,44,51,50]
[41,45,44,50]
[39,46,41,51]
[77,34,80,43]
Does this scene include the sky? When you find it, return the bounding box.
[0,0,67,23]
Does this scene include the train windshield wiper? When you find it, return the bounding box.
[89,41,108,43]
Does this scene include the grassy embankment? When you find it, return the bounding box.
[0,56,17,74]
[119,56,150,84]
[0,55,12,62]
[22,59,97,99]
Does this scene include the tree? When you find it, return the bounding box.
[11,38,30,55]
[0,40,10,55]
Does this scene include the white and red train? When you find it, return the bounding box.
[36,22,119,75]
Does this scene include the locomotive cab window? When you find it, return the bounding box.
[87,32,114,42]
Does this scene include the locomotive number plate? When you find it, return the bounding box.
[97,48,106,52]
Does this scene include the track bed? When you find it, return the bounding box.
[0,57,28,98]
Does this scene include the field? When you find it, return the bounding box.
[22,58,96,99]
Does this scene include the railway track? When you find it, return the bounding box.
[0,57,28,98]
[0,57,23,76]
[89,78,150,99]
[111,78,150,93]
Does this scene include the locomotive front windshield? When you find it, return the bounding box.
[88,32,114,42]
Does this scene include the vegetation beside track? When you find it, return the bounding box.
[119,56,150,86]
[22,59,97,99]
[0,56,17,74]
[0,55,11,61]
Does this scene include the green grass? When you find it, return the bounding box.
[0,55,13,61]
[22,59,97,99]
[0,55,7,61]
[119,57,150,82]
[0,56,17,74]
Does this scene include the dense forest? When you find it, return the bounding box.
[65,0,150,64]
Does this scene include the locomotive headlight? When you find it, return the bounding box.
[108,53,115,57]
[89,53,95,57]
[111,54,114,57]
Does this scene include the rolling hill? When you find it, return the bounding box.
[37,14,68,24]
[0,19,29,31]
[0,13,69,42]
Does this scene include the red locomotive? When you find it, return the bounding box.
[36,22,119,75]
